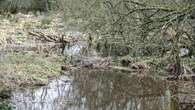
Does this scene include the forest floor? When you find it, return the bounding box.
[0,12,66,93]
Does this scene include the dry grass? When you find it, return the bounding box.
[0,12,66,91]
[0,52,63,89]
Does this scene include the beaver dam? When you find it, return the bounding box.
[1,0,195,110]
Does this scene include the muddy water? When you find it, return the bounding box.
[11,69,179,110]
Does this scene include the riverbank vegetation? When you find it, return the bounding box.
[0,0,195,90]
[0,0,195,110]
[60,0,195,75]
[0,3,65,101]
[0,0,195,109]
[0,52,62,87]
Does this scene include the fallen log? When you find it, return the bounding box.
[165,74,195,81]
[109,66,136,72]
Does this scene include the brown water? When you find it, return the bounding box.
[10,69,195,110]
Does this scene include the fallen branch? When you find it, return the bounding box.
[109,66,137,72]
[28,31,70,43]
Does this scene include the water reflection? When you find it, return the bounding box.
[12,70,172,110]
[12,75,73,110]
[70,69,167,110]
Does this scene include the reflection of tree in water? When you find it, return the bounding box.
[168,81,195,110]
[11,69,195,110]
[15,69,195,110]
[69,69,167,110]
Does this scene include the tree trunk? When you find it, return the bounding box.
[172,29,183,76]
[187,0,195,56]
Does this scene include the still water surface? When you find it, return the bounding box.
[11,69,185,110]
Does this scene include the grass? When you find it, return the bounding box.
[41,16,52,26]
[0,12,66,92]
[0,52,63,90]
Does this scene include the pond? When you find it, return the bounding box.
[9,69,194,110]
